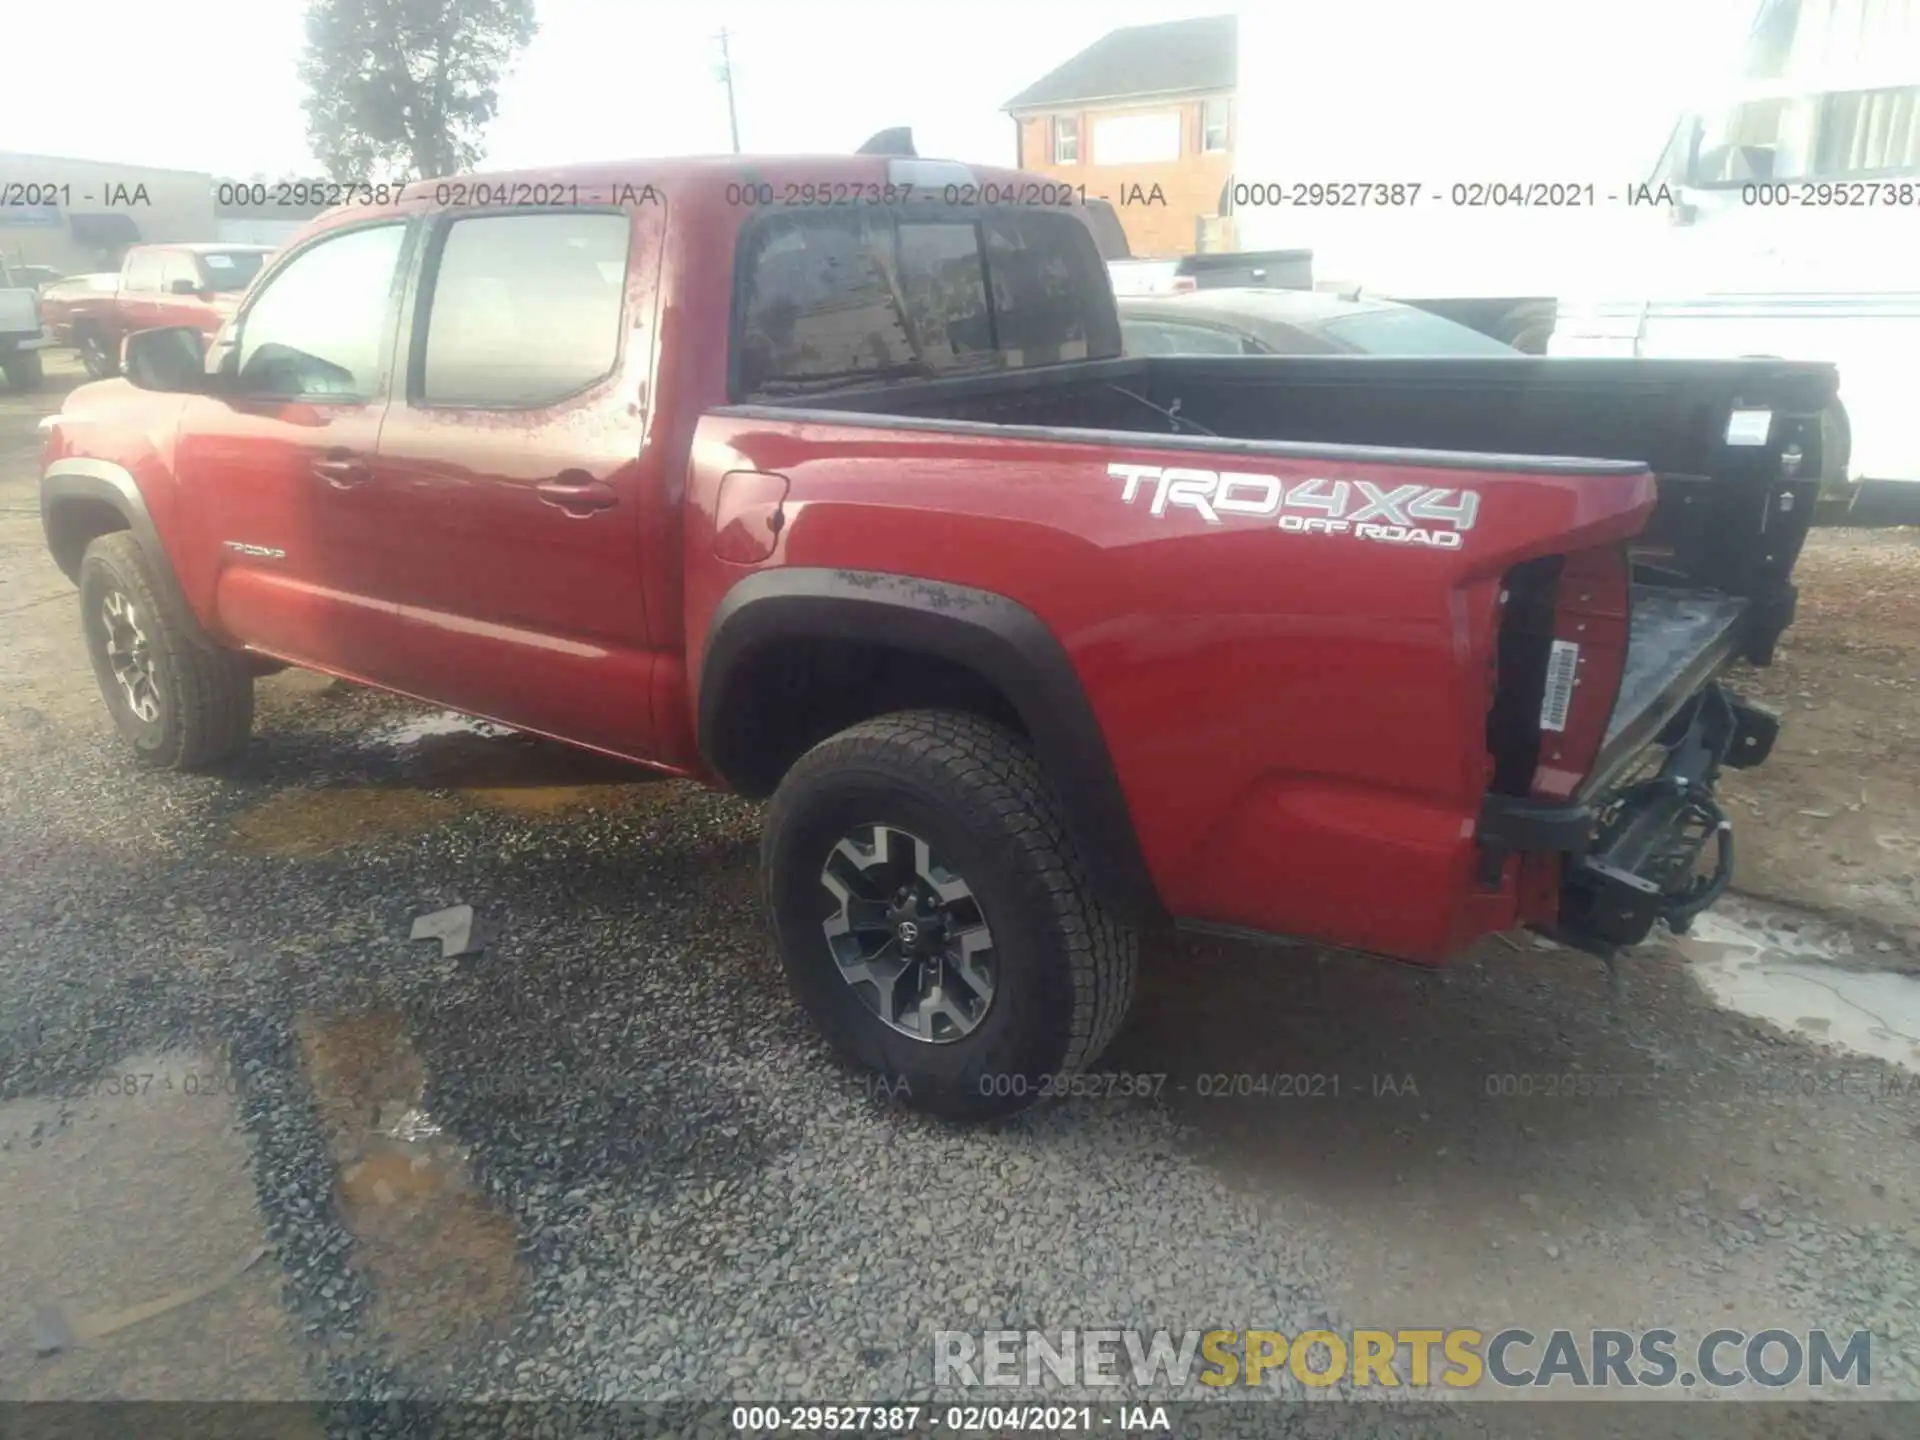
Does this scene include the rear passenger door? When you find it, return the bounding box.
[362,205,663,756]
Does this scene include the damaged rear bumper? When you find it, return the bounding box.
[1477,684,1780,955]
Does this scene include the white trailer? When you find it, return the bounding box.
[1234,0,1919,506]
[1553,0,1920,508]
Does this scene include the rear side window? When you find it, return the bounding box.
[732,207,1119,397]
[419,211,630,407]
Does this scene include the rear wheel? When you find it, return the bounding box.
[77,326,118,379]
[78,532,253,769]
[763,709,1138,1121]
[1,349,43,390]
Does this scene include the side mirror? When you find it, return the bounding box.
[168,277,204,296]
[122,326,211,393]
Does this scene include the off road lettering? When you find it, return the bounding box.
[1109,463,1478,547]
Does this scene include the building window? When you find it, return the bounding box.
[1202,97,1230,153]
[1052,116,1079,164]
[1092,111,1181,165]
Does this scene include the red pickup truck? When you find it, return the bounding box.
[60,243,272,378]
[38,154,1831,1118]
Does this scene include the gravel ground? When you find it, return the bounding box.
[3,357,1919,1440]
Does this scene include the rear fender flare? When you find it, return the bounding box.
[699,568,1168,927]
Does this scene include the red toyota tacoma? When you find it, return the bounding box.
[38,153,1830,1118]
[60,243,272,379]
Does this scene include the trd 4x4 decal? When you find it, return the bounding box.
[1108,463,1480,550]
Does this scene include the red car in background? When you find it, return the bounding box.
[37,272,120,348]
[61,244,271,377]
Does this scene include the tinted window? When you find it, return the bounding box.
[420,212,629,407]
[1316,306,1516,356]
[237,224,406,398]
[123,250,165,292]
[734,207,1117,396]
[200,250,267,293]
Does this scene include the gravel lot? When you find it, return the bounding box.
[2,355,1918,1438]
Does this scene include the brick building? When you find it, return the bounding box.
[1004,14,1236,258]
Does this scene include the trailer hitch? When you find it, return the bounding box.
[1553,685,1777,956]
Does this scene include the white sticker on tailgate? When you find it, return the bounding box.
[1540,639,1581,733]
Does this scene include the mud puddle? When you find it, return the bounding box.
[1679,902,1920,1073]
[295,1012,522,1378]
[228,711,678,856]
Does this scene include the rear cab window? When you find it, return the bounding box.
[1316,306,1518,356]
[730,206,1120,399]
[200,250,267,293]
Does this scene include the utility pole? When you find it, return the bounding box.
[716,27,741,154]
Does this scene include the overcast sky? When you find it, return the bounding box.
[2,0,1752,179]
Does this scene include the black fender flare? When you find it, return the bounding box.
[699,568,1168,927]
[40,457,165,579]
[40,458,213,651]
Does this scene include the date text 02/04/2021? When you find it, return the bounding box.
[730,1404,1173,1432]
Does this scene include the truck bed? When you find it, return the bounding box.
[767,353,1838,673]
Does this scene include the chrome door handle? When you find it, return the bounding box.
[312,452,369,489]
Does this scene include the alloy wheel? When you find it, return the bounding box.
[99,590,161,722]
[819,823,996,1043]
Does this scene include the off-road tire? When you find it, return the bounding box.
[78,532,253,769]
[2,349,43,390]
[763,708,1138,1121]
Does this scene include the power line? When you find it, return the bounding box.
[716,27,741,155]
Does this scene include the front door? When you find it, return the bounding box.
[359,205,661,756]
[116,247,168,338]
[176,220,414,679]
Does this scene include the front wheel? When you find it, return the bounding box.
[77,327,118,379]
[1,348,44,390]
[78,532,254,769]
[763,709,1138,1121]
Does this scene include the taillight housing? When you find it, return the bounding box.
[1484,544,1631,803]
